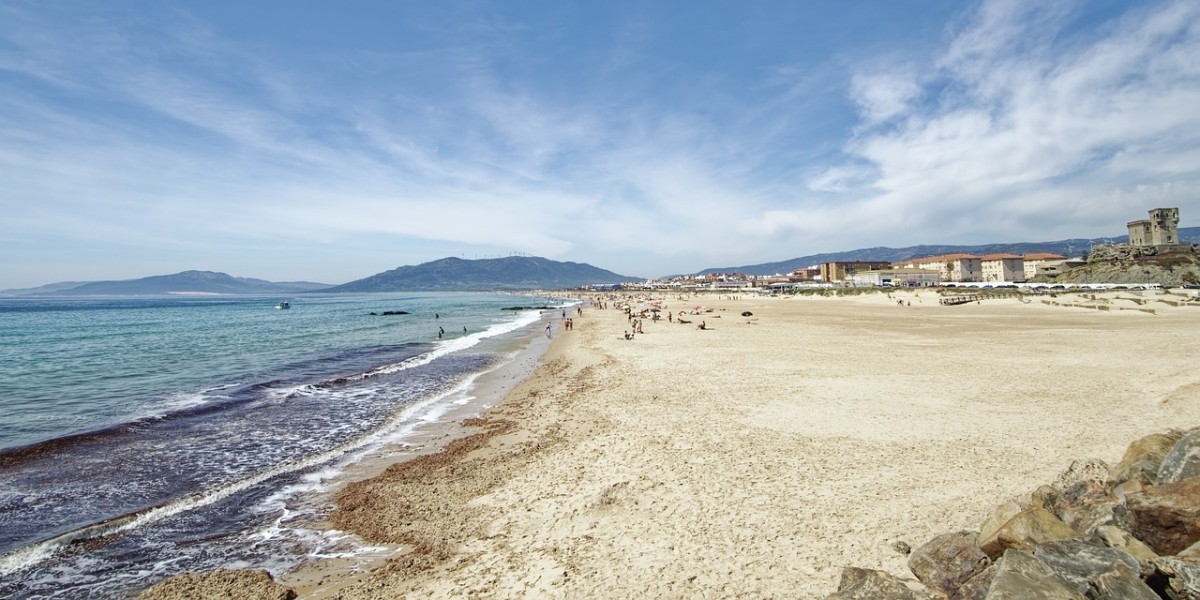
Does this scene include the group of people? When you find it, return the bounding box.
[433,311,469,339]
[551,292,722,341]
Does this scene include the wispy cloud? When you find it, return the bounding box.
[1,1,1198,287]
[804,0,1200,245]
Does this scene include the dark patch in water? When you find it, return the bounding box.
[1,351,501,600]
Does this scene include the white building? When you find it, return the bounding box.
[849,268,942,287]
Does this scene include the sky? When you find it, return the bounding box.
[2,0,1199,287]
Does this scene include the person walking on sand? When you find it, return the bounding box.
[545,323,552,338]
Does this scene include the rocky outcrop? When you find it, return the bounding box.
[824,567,938,600]
[907,531,990,597]
[827,427,1200,599]
[1055,245,1200,286]
[138,569,295,600]
[1127,478,1200,556]
[1158,430,1200,484]
[985,549,1084,599]
[979,507,1078,559]
[1113,431,1184,487]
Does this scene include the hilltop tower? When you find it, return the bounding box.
[1127,207,1180,247]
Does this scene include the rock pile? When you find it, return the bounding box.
[826,427,1200,600]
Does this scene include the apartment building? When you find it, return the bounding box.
[981,253,1025,283]
[900,254,982,282]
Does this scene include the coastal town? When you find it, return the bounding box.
[635,208,1193,291]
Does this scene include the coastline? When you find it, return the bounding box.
[152,288,1200,598]
[279,306,563,598]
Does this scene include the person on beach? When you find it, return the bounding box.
[545,323,552,337]
[698,321,707,330]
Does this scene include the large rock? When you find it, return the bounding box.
[1152,557,1200,600]
[1032,539,1145,596]
[983,549,1085,600]
[979,501,1023,546]
[1096,524,1159,573]
[138,569,296,600]
[1113,431,1184,486]
[1053,479,1119,536]
[907,531,990,598]
[979,507,1078,559]
[956,563,997,600]
[1127,478,1200,556]
[824,567,936,600]
[1159,430,1200,485]
[1181,540,1200,561]
[1089,562,1161,600]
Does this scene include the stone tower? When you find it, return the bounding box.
[1127,207,1180,247]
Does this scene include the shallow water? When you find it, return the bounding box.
[0,292,558,598]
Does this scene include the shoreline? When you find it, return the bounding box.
[150,289,1200,598]
[279,306,566,597]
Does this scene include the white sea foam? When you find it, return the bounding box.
[138,383,235,421]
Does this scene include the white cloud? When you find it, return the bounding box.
[3,1,1200,287]
[806,0,1200,246]
[849,70,922,125]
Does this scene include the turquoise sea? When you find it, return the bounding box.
[0,292,560,598]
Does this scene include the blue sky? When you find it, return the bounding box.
[2,0,1198,287]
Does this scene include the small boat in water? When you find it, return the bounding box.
[276,301,290,309]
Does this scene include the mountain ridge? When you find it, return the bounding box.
[1,271,332,297]
[323,256,637,292]
[9,227,1200,294]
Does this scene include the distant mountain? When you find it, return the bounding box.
[693,227,1200,276]
[325,256,638,292]
[5,271,333,296]
[0,281,96,296]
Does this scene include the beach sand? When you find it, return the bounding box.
[291,289,1200,599]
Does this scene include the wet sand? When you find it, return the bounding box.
[295,289,1200,598]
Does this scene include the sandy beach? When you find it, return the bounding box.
[287,289,1200,599]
